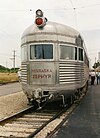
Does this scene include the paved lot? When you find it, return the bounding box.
[51,84,100,138]
[0,82,22,96]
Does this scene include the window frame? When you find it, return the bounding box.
[59,44,78,61]
[21,45,27,62]
[29,43,54,61]
[78,47,84,61]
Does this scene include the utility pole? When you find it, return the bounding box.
[10,50,16,69]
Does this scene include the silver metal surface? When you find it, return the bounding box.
[21,19,89,103]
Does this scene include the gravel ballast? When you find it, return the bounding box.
[0,92,29,120]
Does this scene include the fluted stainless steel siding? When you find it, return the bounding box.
[21,64,28,84]
[59,62,85,85]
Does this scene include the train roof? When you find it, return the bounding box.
[22,21,80,38]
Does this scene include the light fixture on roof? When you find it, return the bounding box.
[35,9,47,28]
[36,9,43,17]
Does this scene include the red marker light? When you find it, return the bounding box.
[35,18,43,26]
[35,10,47,28]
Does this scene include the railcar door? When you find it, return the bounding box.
[29,43,56,85]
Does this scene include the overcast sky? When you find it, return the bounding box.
[0,0,100,68]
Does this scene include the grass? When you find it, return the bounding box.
[0,73,18,84]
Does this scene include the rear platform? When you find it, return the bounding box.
[51,83,100,138]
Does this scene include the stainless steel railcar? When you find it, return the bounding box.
[21,9,89,106]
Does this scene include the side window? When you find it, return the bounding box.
[75,47,77,60]
[84,52,89,66]
[78,48,83,61]
[21,46,27,61]
[60,45,77,60]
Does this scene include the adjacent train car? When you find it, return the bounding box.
[21,9,89,106]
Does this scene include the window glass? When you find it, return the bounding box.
[79,48,83,61]
[60,45,77,60]
[21,46,27,61]
[84,52,89,66]
[30,44,53,59]
[75,47,77,60]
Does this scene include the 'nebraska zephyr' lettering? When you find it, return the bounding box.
[33,74,51,79]
[32,69,52,73]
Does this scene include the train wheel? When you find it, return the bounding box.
[32,100,39,109]
[27,98,33,105]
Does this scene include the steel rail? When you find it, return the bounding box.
[0,106,34,125]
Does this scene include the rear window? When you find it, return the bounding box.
[21,46,27,61]
[30,44,53,59]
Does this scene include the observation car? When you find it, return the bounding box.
[21,9,89,106]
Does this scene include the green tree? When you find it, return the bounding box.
[0,65,10,72]
[92,62,100,69]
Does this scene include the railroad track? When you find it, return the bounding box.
[0,93,86,138]
[0,100,67,138]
